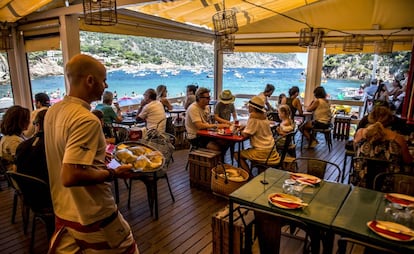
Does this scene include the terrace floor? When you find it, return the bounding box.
[0,133,361,254]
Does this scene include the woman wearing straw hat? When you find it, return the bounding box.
[214,90,238,125]
[234,96,280,176]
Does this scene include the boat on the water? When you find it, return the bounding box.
[337,87,363,100]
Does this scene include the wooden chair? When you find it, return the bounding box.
[250,131,296,175]
[293,157,341,182]
[6,171,54,253]
[337,237,399,254]
[373,172,414,195]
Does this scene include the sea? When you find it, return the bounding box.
[0,67,362,108]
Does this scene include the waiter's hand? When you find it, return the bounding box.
[114,164,134,178]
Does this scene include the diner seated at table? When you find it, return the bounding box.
[276,105,295,136]
[0,105,30,171]
[185,87,229,151]
[356,101,408,134]
[214,90,238,125]
[281,86,303,120]
[94,90,123,125]
[92,109,116,144]
[352,106,413,188]
[136,88,166,132]
[184,84,198,109]
[157,84,173,112]
[300,86,332,149]
[234,96,280,175]
[23,92,50,138]
[258,83,276,112]
[15,109,49,183]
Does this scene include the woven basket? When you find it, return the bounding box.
[211,164,249,196]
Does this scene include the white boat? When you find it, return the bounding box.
[234,72,244,79]
[338,87,363,100]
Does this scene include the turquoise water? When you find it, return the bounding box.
[0,68,362,106]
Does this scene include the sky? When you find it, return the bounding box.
[296,53,308,67]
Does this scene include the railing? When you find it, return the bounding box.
[162,94,365,120]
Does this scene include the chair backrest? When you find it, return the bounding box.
[6,171,53,212]
[352,157,393,189]
[337,237,399,254]
[139,129,175,173]
[293,157,341,182]
[113,126,130,143]
[253,208,309,254]
[373,172,414,195]
[267,131,295,168]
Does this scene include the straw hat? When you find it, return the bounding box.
[218,90,235,104]
[248,96,266,112]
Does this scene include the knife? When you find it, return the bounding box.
[375,221,414,236]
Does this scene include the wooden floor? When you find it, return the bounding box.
[0,133,354,254]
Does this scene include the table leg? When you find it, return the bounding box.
[322,229,334,254]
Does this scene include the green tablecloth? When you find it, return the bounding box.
[229,168,351,253]
[332,186,414,253]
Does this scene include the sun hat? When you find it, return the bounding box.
[218,90,235,104]
[248,96,266,112]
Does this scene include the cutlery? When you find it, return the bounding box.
[375,221,414,236]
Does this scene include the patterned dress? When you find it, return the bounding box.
[352,138,403,190]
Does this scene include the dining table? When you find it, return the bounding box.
[228,168,351,254]
[332,186,414,253]
[197,129,248,167]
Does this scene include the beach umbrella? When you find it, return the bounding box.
[50,98,62,105]
[118,96,140,107]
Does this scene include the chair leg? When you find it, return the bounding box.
[164,174,175,202]
[127,179,133,209]
[30,214,37,253]
[23,205,30,235]
[11,191,18,224]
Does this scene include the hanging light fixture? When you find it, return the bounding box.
[374,40,393,54]
[218,34,235,54]
[343,34,364,52]
[83,0,117,26]
[0,26,12,50]
[298,28,324,48]
[212,1,238,36]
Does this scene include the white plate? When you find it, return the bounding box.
[385,193,414,207]
[367,220,414,241]
[289,173,321,184]
[268,193,305,209]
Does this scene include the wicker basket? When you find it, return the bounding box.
[211,164,249,196]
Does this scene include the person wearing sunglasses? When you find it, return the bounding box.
[185,87,229,151]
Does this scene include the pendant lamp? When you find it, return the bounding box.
[343,35,364,52]
[299,28,324,48]
[83,0,117,26]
